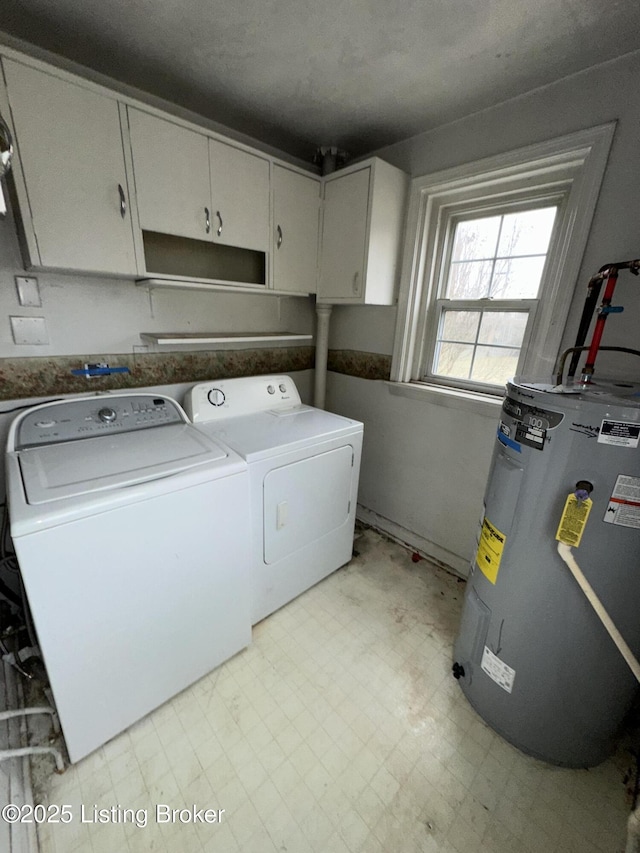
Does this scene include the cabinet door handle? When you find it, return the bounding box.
[216,210,223,237]
[352,271,360,294]
[205,207,211,234]
[118,184,127,219]
[276,225,283,249]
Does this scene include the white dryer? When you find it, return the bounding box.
[6,393,250,763]
[184,375,363,624]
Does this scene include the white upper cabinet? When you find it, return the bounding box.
[1,58,137,275]
[318,167,369,302]
[128,108,270,254]
[0,48,407,297]
[128,108,210,241]
[318,158,408,305]
[209,138,270,253]
[272,165,320,295]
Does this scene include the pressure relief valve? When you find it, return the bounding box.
[556,482,594,548]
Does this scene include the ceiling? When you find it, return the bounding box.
[1,0,639,164]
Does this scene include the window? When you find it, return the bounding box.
[430,203,558,390]
[391,124,615,397]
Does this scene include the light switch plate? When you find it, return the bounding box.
[10,316,49,345]
[15,276,41,307]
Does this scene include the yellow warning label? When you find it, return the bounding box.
[556,494,592,546]
[475,517,506,584]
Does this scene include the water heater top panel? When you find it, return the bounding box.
[513,376,640,412]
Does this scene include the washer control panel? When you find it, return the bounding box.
[184,375,302,423]
[15,394,185,449]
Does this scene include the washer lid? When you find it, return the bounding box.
[200,406,363,462]
[18,424,229,504]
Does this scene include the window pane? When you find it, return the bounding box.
[433,342,474,379]
[432,200,560,388]
[440,310,480,343]
[497,207,557,257]
[490,256,547,298]
[446,260,493,299]
[451,216,501,261]
[478,312,528,347]
[470,346,520,384]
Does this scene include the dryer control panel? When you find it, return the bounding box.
[185,375,302,423]
[14,394,186,449]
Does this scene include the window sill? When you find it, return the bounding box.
[385,380,503,417]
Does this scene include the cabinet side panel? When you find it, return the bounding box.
[365,161,409,305]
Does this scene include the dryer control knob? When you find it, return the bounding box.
[207,388,225,407]
[267,385,275,394]
[279,383,287,393]
[98,407,117,423]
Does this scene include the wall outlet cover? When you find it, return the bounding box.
[10,316,49,345]
[15,276,41,307]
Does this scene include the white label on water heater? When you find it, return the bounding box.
[481,646,516,693]
[598,420,640,448]
[604,474,640,529]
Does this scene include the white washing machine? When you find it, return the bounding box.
[6,393,251,763]
[184,375,363,624]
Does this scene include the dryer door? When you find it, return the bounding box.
[263,445,354,564]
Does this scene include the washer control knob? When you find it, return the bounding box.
[279,383,287,393]
[98,407,117,423]
[267,385,275,395]
[207,388,225,407]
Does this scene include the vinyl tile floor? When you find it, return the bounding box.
[32,528,632,852]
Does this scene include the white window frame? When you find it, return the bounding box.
[391,123,616,398]
[425,193,564,393]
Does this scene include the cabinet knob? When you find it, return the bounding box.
[352,271,360,294]
[204,207,211,234]
[276,225,283,249]
[216,210,223,237]
[118,184,127,219]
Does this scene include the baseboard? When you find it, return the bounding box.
[356,504,470,579]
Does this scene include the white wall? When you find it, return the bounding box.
[328,49,640,576]
[326,373,496,575]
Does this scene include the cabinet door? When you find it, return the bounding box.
[128,108,210,241]
[3,59,137,275]
[273,166,319,294]
[209,138,269,252]
[318,166,370,301]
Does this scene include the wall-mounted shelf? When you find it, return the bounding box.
[140,332,313,347]
[136,277,311,297]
